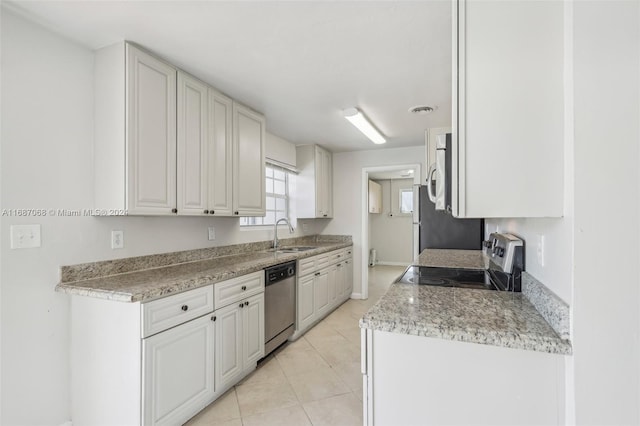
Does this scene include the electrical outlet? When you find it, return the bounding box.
[111,230,124,249]
[10,224,41,249]
[208,227,215,241]
[537,234,545,267]
[301,223,309,234]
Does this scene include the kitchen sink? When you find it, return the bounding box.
[268,246,317,253]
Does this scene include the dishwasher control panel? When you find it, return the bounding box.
[265,261,296,284]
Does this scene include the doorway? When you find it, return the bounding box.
[360,164,421,300]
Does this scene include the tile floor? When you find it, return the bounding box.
[186,265,405,426]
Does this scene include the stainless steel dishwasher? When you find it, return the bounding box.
[264,261,296,356]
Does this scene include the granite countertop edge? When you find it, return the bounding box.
[56,242,352,303]
[359,317,572,355]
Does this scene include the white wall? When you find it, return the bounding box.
[369,179,413,265]
[489,2,640,423]
[0,11,317,424]
[324,146,425,296]
[571,1,639,423]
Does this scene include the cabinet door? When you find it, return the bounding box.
[335,262,346,302]
[142,314,215,426]
[232,102,266,216]
[322,149,333,218]
[328,264,338,308]
[298,274,315,331]
[314,146,326,218]
[177,72,209,215]
[126,44,177,214]
[368,180,382,214]
[215,303,242,390]
[453,0,563,218]
[345,259,353,297]
[243,293,265,367]
[314,269,330,317]
[208,90,233,216]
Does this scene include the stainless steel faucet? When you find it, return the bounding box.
[273,218,295,249]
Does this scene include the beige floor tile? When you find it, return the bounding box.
[313,338,360,366]
[302,393,363,426]
[287,365,350,403]
[331,360,362,393]
[238,354,287,386]
[274,336,314,356]
[235,378,299,417]
[335,325,362,346]
[241,404,312,426]
[184,388,240,425]
[275,345,330,377]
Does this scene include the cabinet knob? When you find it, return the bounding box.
[210,210,215,215]
[241,285,247,291]
[244,301,249,306]
[323,214,328,217]
[181,305,188,311]
[204,209,209,214]
[315,272,321,276]
[239,303,244,308]
[234,211,239,215]
[211,315,216,321]
[172,208,178,214]
[337,263,342,267]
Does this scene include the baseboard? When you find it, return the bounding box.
[350,292,363,299]
[374,261,410,267]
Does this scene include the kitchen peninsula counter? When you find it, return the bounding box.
[360,249,571,355]
[56,236,351,303]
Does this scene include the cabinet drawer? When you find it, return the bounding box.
[344,247,353,258]
[214,271,264,309]
[142,285,214,338]
[298,257,316,277]
[315,254,330,269]
[328,250,345,264]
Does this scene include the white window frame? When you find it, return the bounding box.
[240,163,293,227]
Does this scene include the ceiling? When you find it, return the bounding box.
[6,1,452,153]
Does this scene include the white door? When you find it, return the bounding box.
[314,269,330,317]
[142,314,215,426]
[243,293,265,367]
[232,102,266,216]
[126,44,177,214]
[215,303,242,390]
[298,274,315,331]
[208,90,233,216]
[177,71,208,215]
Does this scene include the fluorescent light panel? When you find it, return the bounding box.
[343,108,386,144]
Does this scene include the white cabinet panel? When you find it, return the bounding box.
[215,302,243,390]
[208,90,233,216]
[232,102,266,216]
[142,314,214,426]
[243,293,265,366]
[296,145,333,218]
[126,44,177,214]
[453,0,564,218]
[297,274,315,331]
[177,71,209,215]
[314,269,330,317]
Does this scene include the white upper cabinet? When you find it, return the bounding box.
[453,0,564,218]
[177,71,209,215]
[95,42,177,215]
[368,180,382,214]
[208,90,234,216]
[95,42,265,217]
[232,102,266,216]
[296,145,333,218]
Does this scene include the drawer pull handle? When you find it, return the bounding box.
[181,305,188,311]
[337,263,342,267]
[211,315,216,321]
[244,301,249,306]
[315,272,321,276]
[241,285,247,291]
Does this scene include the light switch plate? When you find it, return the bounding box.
[208,227,215,241]
[10,224,41,249]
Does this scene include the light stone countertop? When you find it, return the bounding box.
[56,239,351,303]
[360,249,572,355]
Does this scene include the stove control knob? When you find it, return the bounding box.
[498,247,505,257]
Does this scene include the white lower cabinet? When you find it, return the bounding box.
[69,271,264,426]
[362,329,566,426]
[214,292,265,393]
[295,247,353,336]
[142,314,215,426]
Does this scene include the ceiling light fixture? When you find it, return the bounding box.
[342,108,386,144]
